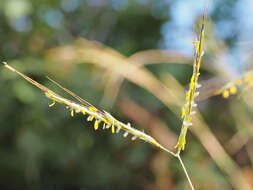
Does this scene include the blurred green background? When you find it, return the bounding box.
[1,0,253,189]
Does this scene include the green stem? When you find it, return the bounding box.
[177,154,195,190]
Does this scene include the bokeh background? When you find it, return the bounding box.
[1,0,253,189]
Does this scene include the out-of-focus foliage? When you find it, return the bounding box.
[1,0,253,190]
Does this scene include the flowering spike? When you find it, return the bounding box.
[175,12,206,153]
[3,62,174,161]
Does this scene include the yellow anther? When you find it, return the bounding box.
[229,86,237,95]
[181,107,185,118]
[71,109,74,117]
[94,120,99,130]
[103,123,106,129]
[235,79,242,85]
[222,90,229,98]
[190,80,195,90]
[89,107,97,112]
[49,100,56,107]
[82,110,86,115]
[186,90,191,99]
[89,115,95,121]
[192,41,200,50]
[245,76,253,85]
[111,125,115,133]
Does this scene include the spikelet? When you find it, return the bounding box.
[215,70,253,99]
[175,14,206,153]
[2,62,175,156]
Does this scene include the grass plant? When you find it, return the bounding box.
[2,3,237,190]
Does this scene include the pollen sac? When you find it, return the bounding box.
[111,125,115,133]
[87,115,94,121]
[222,90,229,98]
[94,120,100,130]
[244,75,253,85]
[229,86,237,95]
[70,109,74,117]
[49,100,56,107]
[235,79,242,85]
[181,107,185,118]
[131,136,137,141]
[81,110,86,115]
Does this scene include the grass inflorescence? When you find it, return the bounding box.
[175,14,206,154]
[2,5,209,190]
[2,62,176,156]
